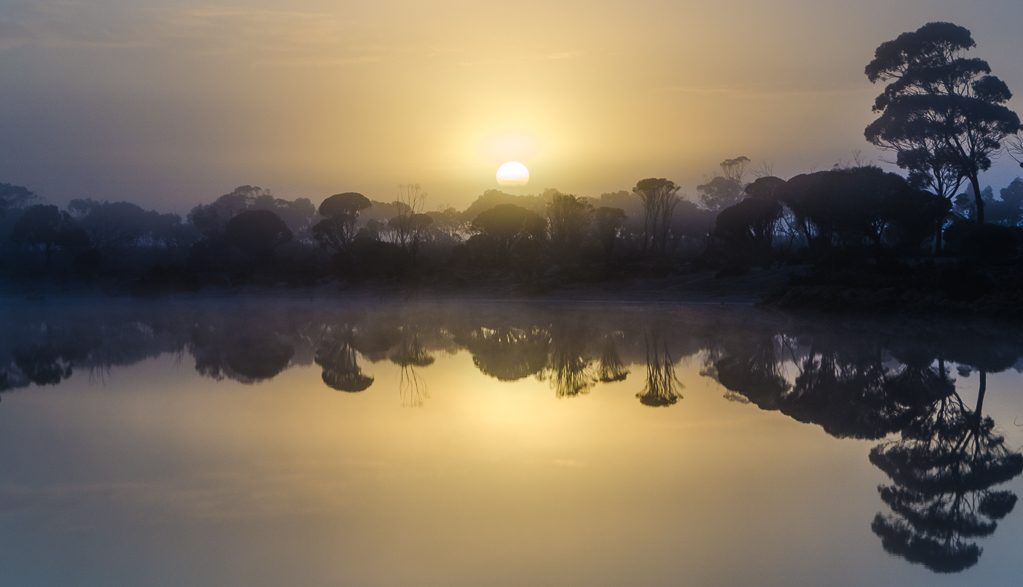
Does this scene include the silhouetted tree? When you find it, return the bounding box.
[469,204,543,266]
[313,192,372,256]
[391,183,429,258]
[714,197,782,263]
[593,207,627,266]
[545,193,592,267]
[11,205,88,265]
[223,209,292,263]
[0,183,35,217]
[633,178,680,255]
[67,199,174,250]
[698,156,750,211]
[865,22,1020,225]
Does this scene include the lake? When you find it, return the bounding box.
[1,299,1021,587]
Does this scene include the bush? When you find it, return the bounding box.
[939,264,995,302]
[960,224,1018,260]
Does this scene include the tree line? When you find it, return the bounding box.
[2,21,1022,299]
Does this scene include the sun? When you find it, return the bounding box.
[496,161,529,186]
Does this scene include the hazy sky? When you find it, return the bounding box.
[1,0,1022,213]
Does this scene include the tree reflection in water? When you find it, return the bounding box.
[391,327,433,407]
[870,370,1023,573]
[2,302,1022,573]
[596,333,629,383]
[637,333,682,407]
[190,321,295,384]
[540,323,596,398]
[461,326,549,382]
[315,325,373,392]
[710,329,1023,573]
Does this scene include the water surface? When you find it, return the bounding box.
[1,300,1021,586]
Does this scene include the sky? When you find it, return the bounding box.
[1,0,1022,214]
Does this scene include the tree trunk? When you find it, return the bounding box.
[974,370,987,430]
[933,223,943,255]
[970,174,985,224]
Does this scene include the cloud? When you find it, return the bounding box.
[0,2,396,65]
[659,84,873,98]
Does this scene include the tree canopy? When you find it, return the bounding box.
[865,22,1020,224]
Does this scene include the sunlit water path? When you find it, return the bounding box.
[1,300,1021,587]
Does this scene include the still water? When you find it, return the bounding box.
[1,299,1021,587]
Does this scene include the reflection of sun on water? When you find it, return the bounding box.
[496,161,529,186]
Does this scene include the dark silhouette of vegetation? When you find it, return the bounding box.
[1,298,1021,575]
[865,22,1020,226]
[870,371,1023,573]
[707,321,1023,573]
[0,183,35,218]
[0,22,1022,321]
[315,324,374,392]
[313,192,372,256]
[637,333,683,407]
[11,205,88,266]
[633,178,680,255]
[224,209,293,263]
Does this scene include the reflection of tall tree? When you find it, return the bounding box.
[463,326,550,382]
[784,345,911,439]
[12,345,76,385]
[637,334,682,407]
[596,334,629,383]
[714,335,789,408]
[541,345,593,398]
[391,327,433,407]
[315,326,373,392]
[190,322,294,384]
[870,372,1023,573]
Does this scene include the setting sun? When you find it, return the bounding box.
[496,161,530,186]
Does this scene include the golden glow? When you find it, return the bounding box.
[2,1,1020,211]
[496,161,530,186]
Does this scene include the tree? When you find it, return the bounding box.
[68,199,188,252]
[545,193,592,266]
[188,186,316,241]
[391,183,428,258]
[865,22,1021,225]
[223,209,292,263]
[593,207,627,266]
[713,197,782,263]
[11,205,88,265]
[633,178,680,255]
[0,183,35,218]
[469,204,543,266]
[698,156,751,211]
[312,192,372,255]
